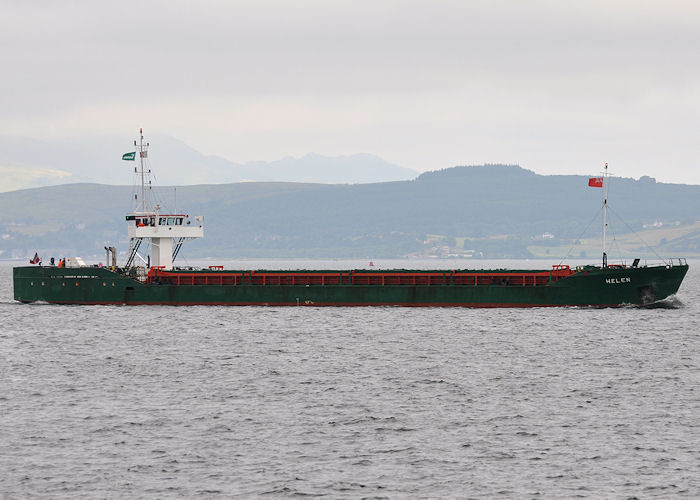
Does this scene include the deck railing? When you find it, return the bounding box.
[146,269,570,287]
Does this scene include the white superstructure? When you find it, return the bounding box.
[124,129,203,271]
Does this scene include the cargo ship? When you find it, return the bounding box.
[13,132,688,307]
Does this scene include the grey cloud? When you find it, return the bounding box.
[1,0,699,183]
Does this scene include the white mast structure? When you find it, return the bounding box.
[125,129,203,271]
[602,162,609,268]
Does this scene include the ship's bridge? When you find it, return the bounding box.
[126,213,203,239]
[126,212,204,270]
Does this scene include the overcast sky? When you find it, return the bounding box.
[2,0,699,183]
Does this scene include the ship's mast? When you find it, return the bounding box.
[602,162,608,268]
[135,128,150,213]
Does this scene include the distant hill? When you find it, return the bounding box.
[0,134,418,191]
[1,164,699,259]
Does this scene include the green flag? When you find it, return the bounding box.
[122,151,136,161]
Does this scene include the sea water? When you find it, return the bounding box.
[1,259,698,498]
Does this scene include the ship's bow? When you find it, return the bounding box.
[637,262,688,305]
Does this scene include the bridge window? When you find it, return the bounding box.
[159,217,166,225]
[167,217,175,225]
[175,218,183,225]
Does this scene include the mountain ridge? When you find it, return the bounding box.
[0,134,419,191]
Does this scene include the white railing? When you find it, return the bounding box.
[635,257,687,268]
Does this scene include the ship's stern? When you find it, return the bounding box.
[13,266,138,304]
[13,266,43,303]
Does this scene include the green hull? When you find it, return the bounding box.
[13,264,688,307]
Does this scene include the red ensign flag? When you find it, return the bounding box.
[588,177,603,188]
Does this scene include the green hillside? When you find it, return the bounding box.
[1,165,699,260]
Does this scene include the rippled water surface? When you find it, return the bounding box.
[1,259,698,498]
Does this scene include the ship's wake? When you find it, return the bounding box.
[638,295,685,309]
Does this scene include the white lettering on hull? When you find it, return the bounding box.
[605,277,631,284]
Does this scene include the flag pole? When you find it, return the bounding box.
[602,162,608,267]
